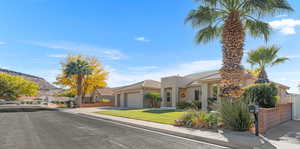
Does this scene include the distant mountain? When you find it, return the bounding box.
[0,68,56,90]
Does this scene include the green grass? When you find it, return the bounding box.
[95,109,183,124]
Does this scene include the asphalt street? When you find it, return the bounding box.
[0,108,227,149]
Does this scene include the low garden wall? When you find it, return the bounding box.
[79,102,114,107]
[258,103,292,133]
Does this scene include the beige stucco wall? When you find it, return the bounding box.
[114,88,160,108]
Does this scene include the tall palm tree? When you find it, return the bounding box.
[247,45,289,83]
[185,0,292,99]
[64,59,92,106]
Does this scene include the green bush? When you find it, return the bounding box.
[176,101,192,109]
[98,99,111,103]
[178,109,221,128]
[176,101,202,110]
[190,101,202,110]
[144,93,162,108]
[242,83,278,108]
[220,100,252,131]
[204,111,222,128]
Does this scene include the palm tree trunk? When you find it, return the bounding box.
[220,11,245,99]
[255,67,269,83]
[76,74,83,107]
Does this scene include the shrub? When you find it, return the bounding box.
[242,83,278,108]
[191,101,202,110]
[220,100,252,131]
[98,99,111,103]
[176,101,192,109]
[178,109,221,128]
[204,111,222,128]
[144,93,162,108]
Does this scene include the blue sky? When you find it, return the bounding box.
[0,0,300,93]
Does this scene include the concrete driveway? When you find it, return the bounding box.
[265,120,300,145]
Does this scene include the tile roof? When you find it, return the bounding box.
[115,80,161,91]
[95,88,115,96]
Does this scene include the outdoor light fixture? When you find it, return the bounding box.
[248,105,259,136]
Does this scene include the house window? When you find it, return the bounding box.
[194,89,200,101]
[194,87,202,101]
[166,92,171,102]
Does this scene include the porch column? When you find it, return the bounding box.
[114,94,118,107]
[161,88,165,107]
[172,87,177,107]
[140,90,144,108]
[201,83,208,112]
[120,93,124,107]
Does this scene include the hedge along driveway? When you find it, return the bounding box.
[95,109,183,124]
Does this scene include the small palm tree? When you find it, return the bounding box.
[185,0,292,98]
[64,59,92,106]
[247,45,289,83]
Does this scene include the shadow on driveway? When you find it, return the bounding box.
[265,120,300,144]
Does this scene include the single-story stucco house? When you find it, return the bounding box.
[160,70,290,111]
[114,80,160,108]
[90,88,115,102]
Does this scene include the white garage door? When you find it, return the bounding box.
[127,92,142,108]
[292,94,300,120]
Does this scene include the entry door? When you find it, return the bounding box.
[166,91,172,107]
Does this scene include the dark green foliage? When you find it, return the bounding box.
[220,100,252,131]
[57,91,76,98]
[144,93,162,108]
[176,101,202,110]
[191,101,202,110]
[176,101,192,109]
[242,83,278,108]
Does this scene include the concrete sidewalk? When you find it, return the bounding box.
[62,107,300,149]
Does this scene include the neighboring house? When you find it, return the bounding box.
[114,80,160,108]
[90,88,115,103]
[160,70,290,111]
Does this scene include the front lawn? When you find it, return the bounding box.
[95,109,183,124]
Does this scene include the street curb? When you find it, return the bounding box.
[0,106,58,112]
[71,112,250,149]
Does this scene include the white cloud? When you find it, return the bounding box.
[269,19,300,35]
[0,41,6,45]
[48,54,67,58]
[134,37,150,42]
[27,41,126,60]
[276,14,288,18]
[286,55,300,59]
[107,60,221,87]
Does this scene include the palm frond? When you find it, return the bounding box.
[271,57,289,66]
[245,19,271,42]
[247,45,287,69]
[242,0,293,17]
[185,6,225,28]
[195,25,222,43]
